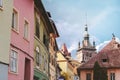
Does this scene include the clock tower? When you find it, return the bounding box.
[76,25,96,63]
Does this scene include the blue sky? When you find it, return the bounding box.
[42,0,120,58]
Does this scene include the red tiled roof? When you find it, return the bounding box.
[78,39,120,70]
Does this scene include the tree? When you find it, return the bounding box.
[100,68,108,80]
[93,61,101,80]
[93,61,108,80]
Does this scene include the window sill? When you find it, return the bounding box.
[9,71,18,75]
[23,37,29,43]
[36,66,40,69]
[11,28,19,34]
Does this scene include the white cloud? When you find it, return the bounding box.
[90,35,101,44]
[68,41,78,52]
[96,37,120,52]
[116,37,120,43]
[96,40,110,52]
[90,7,115,27]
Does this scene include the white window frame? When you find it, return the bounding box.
[24,20,29,40]
[35,12,40,39]
[12,9,18,31]
[110,73,115,80]
[10,50,18,73]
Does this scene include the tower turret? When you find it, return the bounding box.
[112,33,115,40]
[84,26,89,41]
[76,25,96,63]
[78,41,81,48]
[93,40,96,47]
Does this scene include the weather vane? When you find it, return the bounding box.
[112,33,115,38]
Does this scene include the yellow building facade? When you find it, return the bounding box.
[34,1,59,80]
[57,51,74,80]
[34,1,50,80]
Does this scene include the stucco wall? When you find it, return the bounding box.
[8,47,34,80]
[57,52,67,72]
[80,70,93,80]
[80,69,120,80]
[0,0,13,64]
[9,0,34,80]
[108,69,120,80]
[11,0,34,57]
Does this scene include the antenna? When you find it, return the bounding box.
[85,12,87,27]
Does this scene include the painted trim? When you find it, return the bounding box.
[0,61,9,65]
[11,8,19,33]
[23,18,30,42]
[10,43,34,60]
[57,60,67,62]
[9,48,19,75]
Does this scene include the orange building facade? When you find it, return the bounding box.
[77,37,120,80]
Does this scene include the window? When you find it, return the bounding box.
[35,13,40,39]
[0,0,3,8]
[24,20,29,39]
[89,53,92,57]
[86,73,91,80]
[110,73,115,80]
[12,9,18,31]
[43,56,45,70]
[45,60,47,72]
[43,34,48,49]
[35,20,40,38]
[102,59,107,62]
[36,47,40,66]
[10,50,18,73]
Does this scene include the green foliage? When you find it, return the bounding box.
[93,61,101,80]
[93,61,108,80]
[100,68,108,80]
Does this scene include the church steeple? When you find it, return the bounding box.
[85,25,88,31]
[84,13,89,40]
[84,25,89,40]
[76,14,97,63]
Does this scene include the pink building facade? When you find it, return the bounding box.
[8,0,34,80]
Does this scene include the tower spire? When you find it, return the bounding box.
[84,13,89,40]
[112,33,115,40]
[78,41,80,48]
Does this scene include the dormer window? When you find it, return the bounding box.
[101,53,108,63]
[102,59,107,62]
